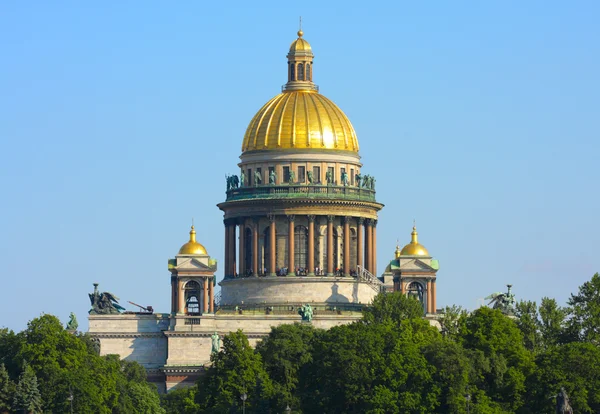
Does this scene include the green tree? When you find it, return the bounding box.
[362,291,424,326]
[538,297,567,348]
[161,387,199,414]
[12,362,42,414]
[459,307,534,412]
[255,323,322,413]
[515,300,542,353]
[566,273,600,345]
[196,330,273,413]
[526,342,600,413]
[438,304,468,341]
[0,363,15,413]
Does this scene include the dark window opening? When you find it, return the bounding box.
[298,63,305,81]
[298,166,306,183]
[283,166,290,183]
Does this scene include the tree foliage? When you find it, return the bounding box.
[567,272,600,345]
[12,362,42,414]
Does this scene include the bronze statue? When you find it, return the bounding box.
[485,284,516,316]
[325,170,333,184]
[307,171,314,184]
[555,387,573,414]
[240,171,245,187]
[211,332,220,354]
[254,170,262,186]
[88,283,126,315]
[289,170,295,184]
[269,169,277,184]
[355,173,362,187]
[66,312,78,331]
[341,171,349,186]
[298,304,313,322]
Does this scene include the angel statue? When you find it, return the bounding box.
[240,171,245,187]
[89,283,126,315]
[298,304,313,322]
[66,312,78,331]
[254,170,262,186]
[211,332,221,355]
[355,173,362,188]
[269,169,277,184]
[307,171,314,184]
[485,284,516,316]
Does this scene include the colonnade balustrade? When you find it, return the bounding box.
[223,215,378,279]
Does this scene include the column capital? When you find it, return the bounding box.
[327,215,335,223]
[372,219,378,228]
[365,218,373,226]
[343,216,352,224]
[287,214,296,223]
[307,214,316,223]
[267,214,276,222]
[357,217,365,225]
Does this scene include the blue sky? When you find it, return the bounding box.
[1,1,598,331]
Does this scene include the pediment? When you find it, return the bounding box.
[175,257,212,271]
[399,258,434,271]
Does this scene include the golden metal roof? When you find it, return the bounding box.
[241,90,359,153]
[289,30,312,52]
[178,226,208,255]
[400,226,430,256]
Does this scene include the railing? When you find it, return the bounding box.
[216,303,365,315]
[226,184,376,202]
[356,265,384,293]
[184,318,201,325]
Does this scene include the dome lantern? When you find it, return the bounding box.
[284,28,318,92]
[178,225,208,255]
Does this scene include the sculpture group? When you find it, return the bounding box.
[226,171,375,190]
[88,283,125,315]
[298,304,313,322]
[485,284,516,316]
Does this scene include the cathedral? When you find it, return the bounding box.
[88,30,440,392]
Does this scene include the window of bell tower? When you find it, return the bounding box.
[297,63,305,81]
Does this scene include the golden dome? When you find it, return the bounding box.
[242,91,359,153]
[289,34,312,53]
[178,226,208,255]
[400,226,430,256]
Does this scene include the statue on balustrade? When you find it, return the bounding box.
[362,175,370,189]
[298,304,313,322]
[325,170,333,185]
[355,173,362,188]
[341,171,349,186]
[88,283,126,315]
[485,284,516,316]
[307,171,314,184]
[289,170,295,184]
[211,332,221,355]
[269,170,277,184]
[254,170,262,186]
[240,171,245,187]
[66,312,78,331]
[370,176,376,190]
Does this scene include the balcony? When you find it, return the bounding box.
[225,184,376,203]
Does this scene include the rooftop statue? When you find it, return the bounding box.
[341,171,349,186]
[269,170,277,185]
[211,332,221,355]
[355,173,362,188]
[289,170,295,184]
[307,171,314,184]
[298,303,313,322]
[370,176,376,190]
[88,283,126,315]
[66,312,78,331]
[240,171,245,187]
[254,170,262,186]
[555,387,573,414]
[485,284,516,316]
[325,170,333,185]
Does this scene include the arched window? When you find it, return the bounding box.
[297,63,305,81]
[306,64,311,81]
[184,280,201,314]
[407,282,424,306]
[290,63,296,81]
[294,225,308,271]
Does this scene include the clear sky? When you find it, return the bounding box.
[1,1,598,331]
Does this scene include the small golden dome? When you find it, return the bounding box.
[242,91,359,153]
[395,243,402,259]
[289,34,311,52]
[400,225,430,256]
[178,225,208,255]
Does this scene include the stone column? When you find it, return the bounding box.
[238,222,245,277]
[307,215,315,276]
[229,224,236,277]
[288,215,295,276]
[178,279,185,314]
[252,219,259,276]
[400,279,406,294]
[326,215,334,276]
[365,219,372,273]
[372,220,378,277]
[171,276,176,314]
[203,278,209,313]
[426,280,432,313]
[209,279,214,313]
[357,218,364,269]
[224,221,229,279]
[269,215,276,276]
[432,279,437,314]
[343,216,350,276]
